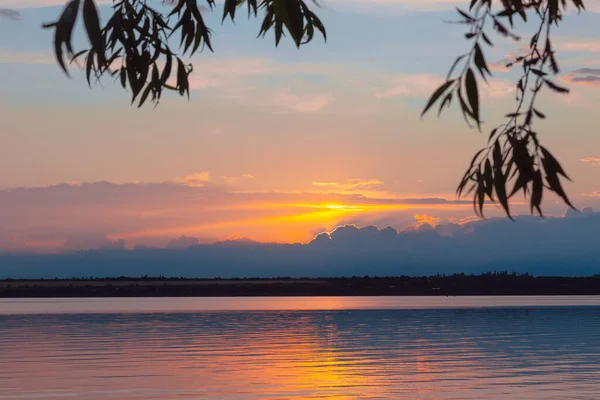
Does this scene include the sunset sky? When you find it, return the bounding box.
[1,0,599,253]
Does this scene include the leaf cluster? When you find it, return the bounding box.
[43,0,326,107]
[42,0,588,219]
[422,0,585,217]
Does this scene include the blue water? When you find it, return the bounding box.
[1,296,599,399]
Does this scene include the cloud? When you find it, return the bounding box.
[413,213,441,228]
[186,58,340,91]
[560,68,600,86]
[63,233,126,252]
[375,74,514,100]
[270,89,335,113]
[166,235,200,249]
[486,45,530,74]
[0,179,595,254]
[312,178,384,191]
[488,63,510,73]
[0,8,20,20]
[0,51,54,65]
[173,172,211,187]
[556,40,600,53]
[185,58,341,113]
[0,52,340,111]
[584,191,600,198]
[2,209,600,279]
[374,74,441,99]
[187,58,284,90]
[312,182,339,187]
[221,174,255,184]
[579,157,600,166]
[0,180,481,252]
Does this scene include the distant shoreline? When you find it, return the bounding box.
[1,274,600,298]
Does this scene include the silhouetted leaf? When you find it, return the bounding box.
[85,49,95,86]
[50,0,81,76]
[447,54,466,80]
[481,32,493,47]
[510,172,529,197]
[169,0,185,17]
[176,58,189,98]
[474,43,491,80]
[83,0,105,65]
[544,167,574,209]
[285,0,305,47]
[310,11,326,42]
[544,79,569,93]
[477,184,486,217]
[138,84,152,108]
[70,49,88,64]
[421,80,455,118]
[549,0,560,23]
[62,0,80,56]
[161,53,172,85]
[222,0,237,22]
[484,159,493,197]
[493,19,509,37]
[530,68,547,77]
[119,66,126,89]
[456,8,475,22]
[438,92,452,116]
[533,108,546,119]
[457,86,475,127]
[464,68,480,127]
[531,171,543,215]
[53,28,68,76]
[127,61,141,100]
[493,141,510,216]
[540,146,569,179]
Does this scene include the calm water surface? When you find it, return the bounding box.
[1,296,599,399]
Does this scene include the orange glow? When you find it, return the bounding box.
[414,213,441,228]
[294,203,365,211]
[109,200,472,245]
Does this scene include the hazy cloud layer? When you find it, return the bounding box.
[579,157,600,166]
[312,179,384,191]
[1,179,599,257]
[1,209,599,278]
[0,180,481,252]
[561,68,600,86]
[585,191,600,198]
[374,74,514,100]
[556,40,600,53]
[166,235,200,249]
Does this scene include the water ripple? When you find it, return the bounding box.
[1,299,600,399]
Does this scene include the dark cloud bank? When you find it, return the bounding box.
[1,209,599,279]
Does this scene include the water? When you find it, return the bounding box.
[1,297,600,399]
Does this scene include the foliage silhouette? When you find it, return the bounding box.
[42,0,586,217]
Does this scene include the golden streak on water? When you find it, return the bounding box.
[1,297,600,399]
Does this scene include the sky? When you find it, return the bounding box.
[0,1,599,272]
